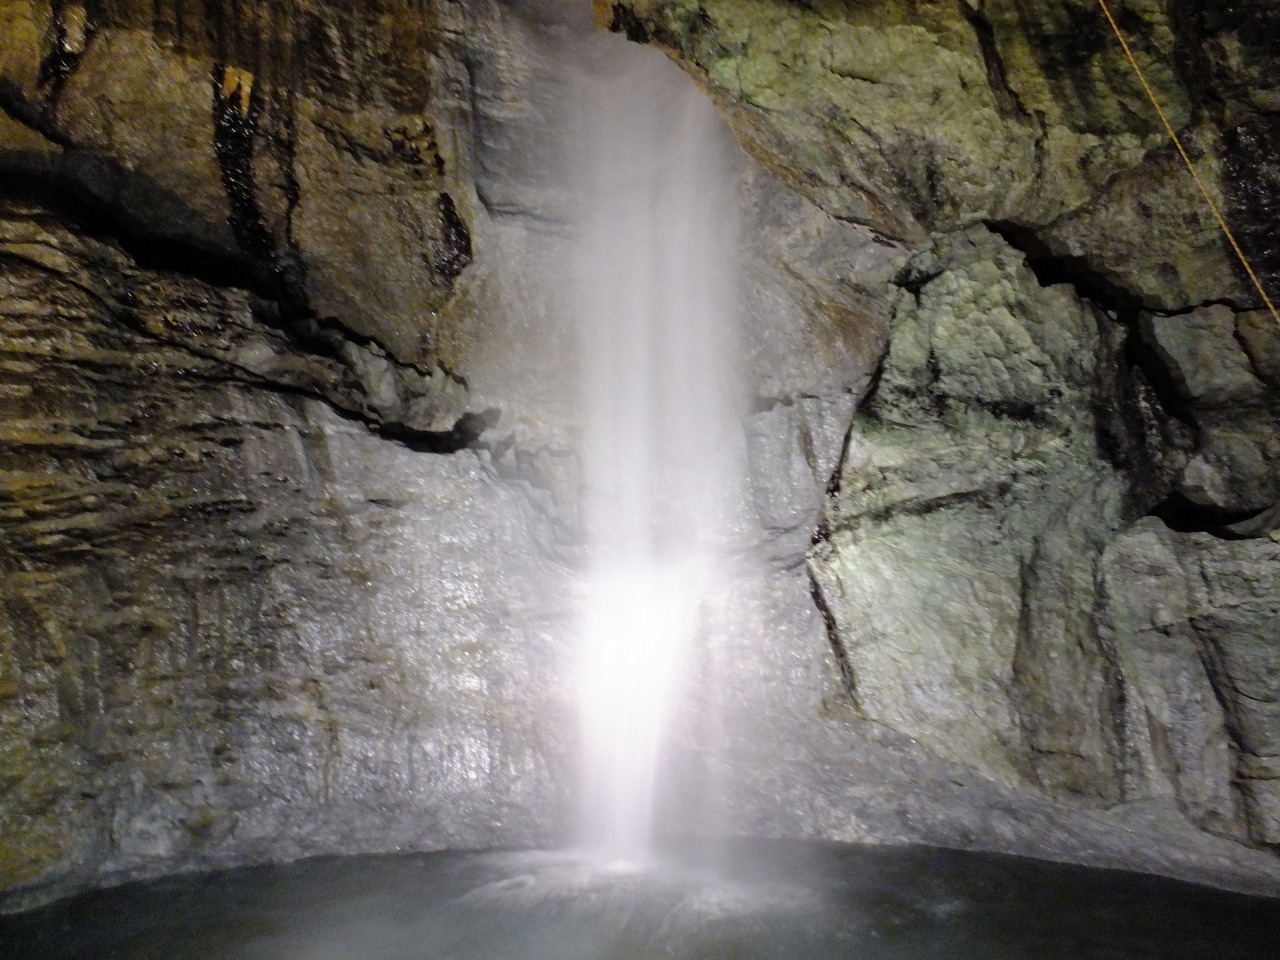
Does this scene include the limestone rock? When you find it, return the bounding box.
[0,198,573,898]
[1142,306,1268,409]
[1,0,473,366]
[1138,305,1280,517]
[744,395,855,538]
[1101,521,1240,837]
[809,226,1133,803]
[0,3,910,904]
[807,221,1278,844]
[4,0,1280,911]
[1104,519,1280,844]
[737,158,907,549]
[0,203,472,438]
[53,29,240,258]
[1238,310,1280,392]
[0,0,49,99]
[603,0,1274,311]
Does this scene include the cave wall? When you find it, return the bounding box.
[0,0,914,906]
[2,0,1280,909]
[607,0,1280,852]
[599,0,1280,311]
[0,0,585,901]
[805,224,1279,847]
[0,198,576,894]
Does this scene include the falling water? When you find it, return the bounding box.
[574,40,738,862]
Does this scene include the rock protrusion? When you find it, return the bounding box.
[1104,520,1280,845]
[1140,305,1280,522]
[809,226,1133,804]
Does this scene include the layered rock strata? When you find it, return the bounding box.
[1,0,582,901]
[0,196,575,896]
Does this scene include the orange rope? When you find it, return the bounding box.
[1096,0,1280,329]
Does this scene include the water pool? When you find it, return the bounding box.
[3,841,1278,959]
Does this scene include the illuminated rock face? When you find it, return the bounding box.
[808,226,1276,842]
[0,0,891,904]
[0,203,577,896]
[0,0,580,902]
[2,0,1280,911]
[810,226,1130,803]
[607,0,1280,840]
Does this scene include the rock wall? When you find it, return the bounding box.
[0,0,915,907]
[2,0,471,366]
[1103,520,1279,841]
[0,0,584,903]
[606,0,1280,859]
[600,0,1280,311]
[809,226,1132,803]
[0,197,575,896]
[3,0,1280,910]
[806,224,1277,846]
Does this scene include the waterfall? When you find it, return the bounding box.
[574,38,738,862]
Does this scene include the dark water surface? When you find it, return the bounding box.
[3,841,1278,959]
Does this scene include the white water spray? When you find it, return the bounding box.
[575,41,738,862]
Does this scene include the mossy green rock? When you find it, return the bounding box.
[605,0,1276,311]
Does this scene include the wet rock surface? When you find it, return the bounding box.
[1140,304,1280,518]
[1,0,470,365]
[610,0,1280,859]
[2,0,1280,915]
[602,0,1280,313]
[0,0,906,907]
[809,226,1132,803]
[0,193,576,896]
[803,223,1279,848]
[1104,520,1280,842]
